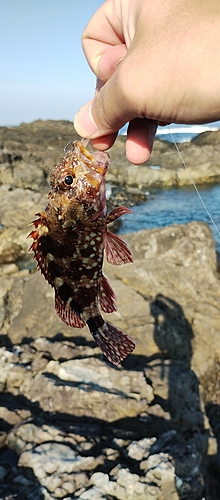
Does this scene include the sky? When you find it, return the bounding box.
[1,1,220,133]
[0,0,104,126]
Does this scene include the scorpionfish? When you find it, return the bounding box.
[29,140,135,365]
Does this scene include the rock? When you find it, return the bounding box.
[19,442,93,498]
[108,130,220,188]
[0,344,153,422]
[105,222,220,378]
[1,219,220,499]
[127,437,156,461]
[90,460,178,500]
[0,120,78,189]
[0,186,47,267]
[0,465,7,481]
[1,120,220,190]
[1,120,220,499]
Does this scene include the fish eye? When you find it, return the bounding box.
[64,174,74,186]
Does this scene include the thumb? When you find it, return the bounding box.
[74,60,136,139]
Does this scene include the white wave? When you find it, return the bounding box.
[120,122,220,136]
[156,124,220,135]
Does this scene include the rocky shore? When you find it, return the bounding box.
[1,119,220,190]
[0,120,220,499]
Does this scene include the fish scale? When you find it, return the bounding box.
[29,139,135,365]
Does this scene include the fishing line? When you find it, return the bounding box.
[169,130,220,238]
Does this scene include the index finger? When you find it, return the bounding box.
[82,0,125,77]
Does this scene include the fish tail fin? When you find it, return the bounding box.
[92,322,135,366]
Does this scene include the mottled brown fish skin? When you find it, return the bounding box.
[29,140,135,365]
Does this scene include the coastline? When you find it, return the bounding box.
[108,128,220,189]
[1,119,220,191]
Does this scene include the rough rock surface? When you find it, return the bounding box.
[108,131,220,188]
[1,120,220,190]
[0,121,220,499]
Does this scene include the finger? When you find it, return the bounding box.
[89,119,158,164]
[73,97,119,148]
[74,57,137,139]
[82,1,124,76]
[126,119,158,164]
[95,44,127,82]
[90,132,118,151]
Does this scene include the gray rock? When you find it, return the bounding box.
[127,437,156,461]
[79,486,108,499]
[1,120,220,191]
[108,129,220,188]
[105,222,220,378]
[1,120,220,499]
[90,462,178,500]
[19,443,93,497]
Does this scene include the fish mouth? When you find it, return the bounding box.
[75,140,109,176]
[91,151,109,175]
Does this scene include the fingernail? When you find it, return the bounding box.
[74,100,98,138]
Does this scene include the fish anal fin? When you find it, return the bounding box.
[55,294,86,328]
[106,206,132,224]
[98,275,117,313]
[105,230,133,265]
[92,322,135,365]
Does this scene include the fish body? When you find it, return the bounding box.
[29,140,135,365]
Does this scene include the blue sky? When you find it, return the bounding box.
[1,1,220,134]
[0,0,104,126]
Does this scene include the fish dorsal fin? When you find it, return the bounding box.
[55,293,86,328]
[98,275,117,313]
[105,230,133,265]
[28,213,52,282]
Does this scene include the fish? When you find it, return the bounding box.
[28,139,135,365]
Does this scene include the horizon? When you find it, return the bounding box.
[2,120,220,145]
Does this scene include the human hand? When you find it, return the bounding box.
[74,0,220,164]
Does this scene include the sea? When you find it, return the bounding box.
[117,122,220,252]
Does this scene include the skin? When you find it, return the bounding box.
[74,0,220,164]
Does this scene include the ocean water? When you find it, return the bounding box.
[156,122,220,143]
[117,123,220,251]
[120,121,220,143]
[118,184,220,252]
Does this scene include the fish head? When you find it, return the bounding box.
[48,140,109,226]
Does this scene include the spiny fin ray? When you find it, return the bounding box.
[105,230,133,265]
[98,275,117,313]
[106,206,132,224]
[55,293,86,328]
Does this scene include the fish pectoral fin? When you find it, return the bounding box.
[98,275,117,313]
[55,294,86,328]
[106,206,132,223]
[105,230,133,265]
[92,322,135,366]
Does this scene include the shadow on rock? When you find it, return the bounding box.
[0,299,220,499]
[201,360,220,498]
[150,293,220,500]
